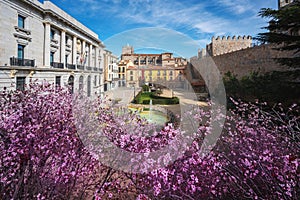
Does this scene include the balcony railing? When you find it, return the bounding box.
[51,62,64,69]
[66,64,76,69]
[86,66,92,71]
[77,65,84,70]
[99,68,103,73]
[93,67,98,71]
[10,57,35,67]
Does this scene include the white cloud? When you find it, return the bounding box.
[216,0,254,14]
[62,0,276,50]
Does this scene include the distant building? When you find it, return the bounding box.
[120,46,187,88]
[103,50,118,91]
[0,0,105,98]
[117,60,129,87]
[122,44,134,55]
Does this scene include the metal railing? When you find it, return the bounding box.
[77,65,84,70]
[66,64,76,69]
[51,62,64,69]
[10,57,35,67]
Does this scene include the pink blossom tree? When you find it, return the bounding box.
[1,82,299,200]
[136,100,299,199]
[0,83,103,199]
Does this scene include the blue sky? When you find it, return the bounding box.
[44,0,277,58]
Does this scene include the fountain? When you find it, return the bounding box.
[128,101,168,126]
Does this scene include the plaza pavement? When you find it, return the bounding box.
[104,87,138,106]
[104,87,209,117]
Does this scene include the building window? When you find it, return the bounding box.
[18,44,24,59]
[16,77,26,91]
[55,76,61,85]
[87,76,91,97]
[68,75,74,94]
[94,75,97,86]
[50,29,55,40]
[18,15,25,29]
[130,76,133,81]
[65,55,68,66]
[79,75,84,91]
[65,35,69,44]
[130,71,133,75]
[50,52,54,65]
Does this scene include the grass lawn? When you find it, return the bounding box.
[134,92,179,105]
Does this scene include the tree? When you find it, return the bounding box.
[256,1,300,68]
[1,82,299,199]
[0,83,104,199]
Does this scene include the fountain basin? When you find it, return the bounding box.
[128,107,169,126]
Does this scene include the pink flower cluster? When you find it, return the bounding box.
[0,83,299,199]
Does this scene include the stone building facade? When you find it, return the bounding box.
[103,50,118,91]
[0,0,105,98]
[120,46,187,88]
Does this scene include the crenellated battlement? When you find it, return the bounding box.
[206,35,253,56]
[212,35,252,41]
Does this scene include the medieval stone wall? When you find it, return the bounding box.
[206,35,252,56]
[210,44,292,78]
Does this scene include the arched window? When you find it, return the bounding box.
[79,75,84,91]
[87,75,91,97]
[68,75,74,94]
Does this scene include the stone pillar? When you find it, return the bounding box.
[82,40,86,66]
[60,29,66,67]
[72,36,77,65]
[89,44,93,67]
[44,22,51,67]
[95,47,99,68]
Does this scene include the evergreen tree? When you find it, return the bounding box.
[256,1,300,68]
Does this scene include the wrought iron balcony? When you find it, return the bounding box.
[51,62,64,69]
[99,68,103,73]
[77,65,84,70]
[86,66,92,71]
[93,67,98,71]
[66,64,76,69]
[10,57,35,67]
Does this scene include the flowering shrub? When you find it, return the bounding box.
[138,99,299,199]
[0,83,299,200]
[0,83,101,199]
